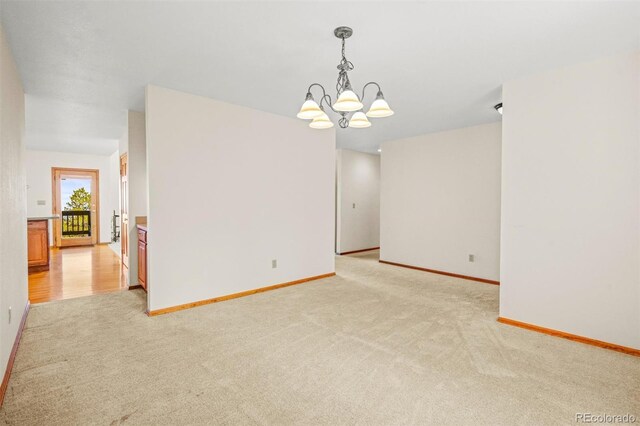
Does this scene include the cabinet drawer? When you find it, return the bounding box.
[137,229,147,243]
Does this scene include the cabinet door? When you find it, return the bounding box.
[138,241,147,289]
[28,224,49,267]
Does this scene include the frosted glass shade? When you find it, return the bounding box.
[366,98,394,118]
[297,99,323,119]
[348,111,371,128]
[333,90,364,112]
[309,113,334,129]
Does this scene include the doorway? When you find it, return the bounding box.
[52,167,100,247]
[120,154,129,282]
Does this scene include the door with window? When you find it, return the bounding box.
[52,168,99,247]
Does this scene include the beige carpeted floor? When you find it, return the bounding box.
[2,251,639,425]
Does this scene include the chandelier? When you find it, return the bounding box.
[297,26,394,129]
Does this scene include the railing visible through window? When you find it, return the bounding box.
[61,210,91,237]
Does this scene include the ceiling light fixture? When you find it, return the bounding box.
[494,103,503,115]
[297,27,394,129]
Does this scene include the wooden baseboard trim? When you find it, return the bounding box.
[0,301,30,407]
[497,316,640,357]
[379,260,499,285]
[128,285,143,290]
[339,247,380,255]
[147,272,336,317]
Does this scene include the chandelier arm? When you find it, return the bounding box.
[360,82,382,105]
[320,94,338,113]
[305,83,340,115]
[307,83,327,98]
[307,83,336,113]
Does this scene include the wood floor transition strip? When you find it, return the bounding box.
[147,272,336,316]
[497,316,640,357]
[339,247,380,255]
[0,301,30,407]
[379,260,499,285]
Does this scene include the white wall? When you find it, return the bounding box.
[500,52,640,349]
[380,122,502,281]
[118,110,147,285]
[336,149,380,254]
[118,117,128,154]
[0,25,28,380]
[25,150,119,245]
[146,85,335,311]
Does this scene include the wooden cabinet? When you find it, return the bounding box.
[137,226,147,291]
[28,219,50,273]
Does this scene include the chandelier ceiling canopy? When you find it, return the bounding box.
[297,26,394,130]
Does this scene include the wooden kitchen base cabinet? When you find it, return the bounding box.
[137,225,147,291]
[28,219,50,273]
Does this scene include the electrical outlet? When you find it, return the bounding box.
[272,259,277,268]
[468,254,475,262]
[37,200,46,206]
[8,306,11,324]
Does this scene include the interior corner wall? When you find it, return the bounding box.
[25,150,118,245]
[380,122,502,282]
[145,85,335,312]
[0,25,28,378]
[500,52,640,349]
[123,110,147,286]
[118,116,128,154]
[336,149,380,254]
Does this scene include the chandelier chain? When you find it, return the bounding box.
[336,36,354,95]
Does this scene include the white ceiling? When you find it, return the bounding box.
[2,1,639,154]
[25,95,124,155]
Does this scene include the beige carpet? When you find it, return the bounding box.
[2,251,638,425]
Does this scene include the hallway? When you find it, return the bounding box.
[28,245,126,304]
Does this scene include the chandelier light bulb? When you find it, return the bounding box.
[333,90,364,112]
[366,93,394,118]
[297,98,323,119]
[348,111,371,128]
[309,113,334,129]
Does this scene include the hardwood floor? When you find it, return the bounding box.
[28,245,126,304]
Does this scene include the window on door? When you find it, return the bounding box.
[52,168,100,247]
[61,177,92,238]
